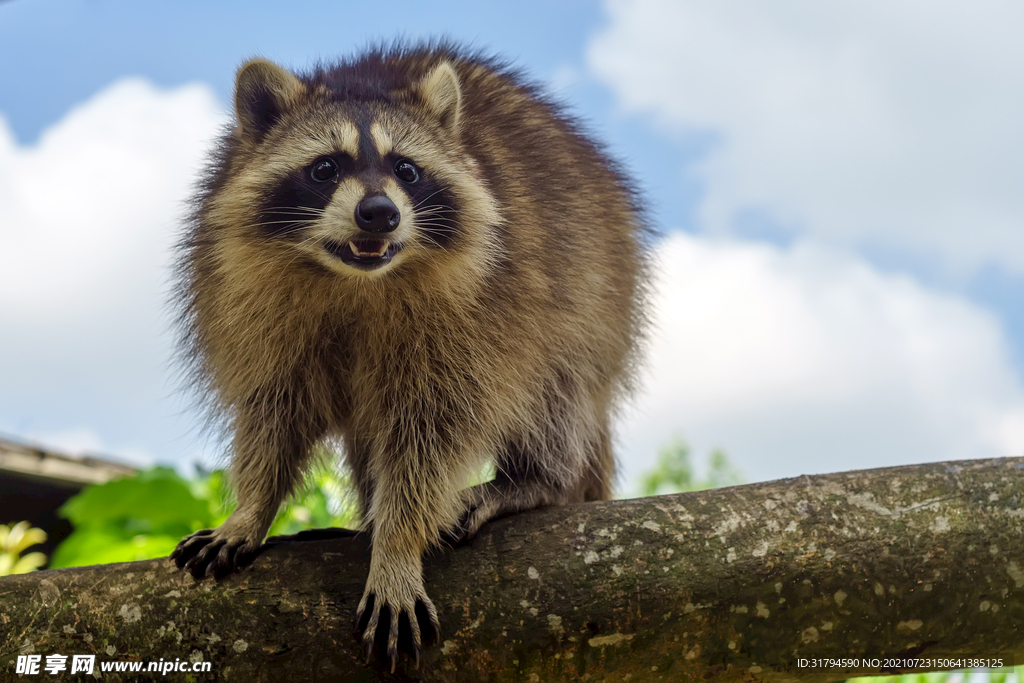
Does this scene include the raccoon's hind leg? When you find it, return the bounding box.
[171,398,322,579]
[450,422,615,543]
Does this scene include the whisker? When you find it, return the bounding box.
[261,206,327,214]
[414,227,457,236]
[227,226,330,272]
[413,232,450,252]
[413,207,457,217]
[253,205,330,238]
[412,188,450,210]
[413,216,457,224]
[414,220,458,231]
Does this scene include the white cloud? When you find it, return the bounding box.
[0,78,226,319]
[616,233,1024,490]
[0,79,227,467]
[589,0,1024,275]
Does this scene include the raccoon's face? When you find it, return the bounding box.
[214,59,500,280]
[256,110,459,275]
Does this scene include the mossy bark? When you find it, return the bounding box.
[2,457,1023,682]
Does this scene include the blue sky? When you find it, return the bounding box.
[2,0,1022,491]
[0,1,698,228]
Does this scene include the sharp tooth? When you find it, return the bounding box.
[348,241,389,257]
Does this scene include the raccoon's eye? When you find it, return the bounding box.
[393,159,420,184]
[309,157,339,183]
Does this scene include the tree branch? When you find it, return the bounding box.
[2,457,1023,682]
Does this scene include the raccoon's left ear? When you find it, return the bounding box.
[418,61,462,135]
[234,59,306,143]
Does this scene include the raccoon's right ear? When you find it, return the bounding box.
[234,59,305,143]
[418,61,462,135]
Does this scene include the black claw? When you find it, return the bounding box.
[396,610,421,666]
[196,540,224,577]
[415,600,440,646]
[211,555,233,579]
[374,605,392,653]
[397,612,412,645]
[172,534,203,566]
[356,594,374,633]
[234,543,259,570]
[358,596,439,672]
[444,505,487,547]
[444,517,476,546]
[171,531,261,581]
[441,526,465,546]
[186,549,212,579]
[172,530,212,568]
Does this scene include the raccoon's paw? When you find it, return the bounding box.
[170,528,262,580]
[356,583,440,672]
[444,486,502,546]
[444,505,494,546]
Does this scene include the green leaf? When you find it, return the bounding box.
[50,462,358,569]
[706,448,744,490]
[59,467,213,532]
[51,467,218,568]
[638,435,744,497]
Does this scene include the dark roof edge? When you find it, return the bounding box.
[0,435,137,487]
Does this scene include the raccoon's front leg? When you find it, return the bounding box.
[356,450,451,670]
[171,406,319,579]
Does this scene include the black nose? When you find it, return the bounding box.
[354,194,401,233]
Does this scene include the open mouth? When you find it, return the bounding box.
[324,239,403,270]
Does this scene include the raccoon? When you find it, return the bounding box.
[170,43,648,669]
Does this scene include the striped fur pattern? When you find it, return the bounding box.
[170,42,649,670]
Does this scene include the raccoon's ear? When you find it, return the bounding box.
[418,61,462,135]
[234,59,305,143]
